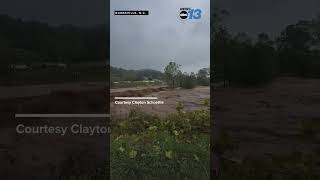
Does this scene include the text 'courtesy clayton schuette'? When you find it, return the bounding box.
[114,100,164,105]
[114,96,164,105]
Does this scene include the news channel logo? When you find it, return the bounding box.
[180,8,202,20]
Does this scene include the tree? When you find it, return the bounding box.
[197,68,210,86]
[176,70,183,87]
[0,37,13,76]
[180,72,196,89]
[164,62,181,88]
[276,20,317,76]
[0,15,108,63]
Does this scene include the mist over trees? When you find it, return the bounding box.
[111,66,164,83]
[212,10,320,86]
[2,11,319,87]
[111,64,210,89]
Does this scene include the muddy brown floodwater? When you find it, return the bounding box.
[110,86,210,119]
[214,77,320,158]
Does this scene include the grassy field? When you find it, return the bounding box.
[111,101,210,179]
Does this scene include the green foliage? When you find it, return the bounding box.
[0,15,108,85]
[164,62,181,88]
[298,119,320,142]
[0,15,107,63]
[179,72,197,89]
[212,13,320,85]
[0,36,13,76]
[277,20,320,77]
[197,68,210,86]
[213,30,277,85]
[111,66,164,83]
[218,152,320,180]
[48,148,107,180]
[214,130,238,155]
[164,64,209,89]
[111,80,163,88]
[111,103,210,179]
[111,65,210,89]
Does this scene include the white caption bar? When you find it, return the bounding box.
[115,97,158,100]
[15,114,110,118]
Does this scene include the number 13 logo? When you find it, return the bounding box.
[188,9,202,19]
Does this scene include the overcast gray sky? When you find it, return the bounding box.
[111,0,210,73]
[1,0,318,32]
[1,0,318,56]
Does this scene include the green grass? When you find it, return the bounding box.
[111,102,210,180]
[298,118,320,142]
[218,151,320,180]
[48,148,107,180]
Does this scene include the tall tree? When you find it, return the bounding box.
[164,62,181,88]
[197,68,210,86]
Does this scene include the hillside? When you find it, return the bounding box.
[0,14,108,64]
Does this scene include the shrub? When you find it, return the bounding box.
[111,103,210,179]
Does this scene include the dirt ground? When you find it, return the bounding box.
[214,77,320,158]
[110,86,210,119]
